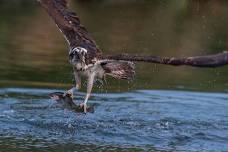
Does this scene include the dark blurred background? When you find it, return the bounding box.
[0,0,228,92]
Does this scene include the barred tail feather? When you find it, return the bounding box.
[102,61,135,80]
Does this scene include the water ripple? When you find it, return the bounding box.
[0,88,228,151]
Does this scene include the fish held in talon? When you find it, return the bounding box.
[49,92,94,113]
[49,92,74,108]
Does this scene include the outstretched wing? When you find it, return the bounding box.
[37,0,101,64]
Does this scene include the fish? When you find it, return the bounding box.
[49,91,94,113]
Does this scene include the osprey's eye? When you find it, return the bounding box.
[69,53,74,57]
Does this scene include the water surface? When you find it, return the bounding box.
[1,88,228,151]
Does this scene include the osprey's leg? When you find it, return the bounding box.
[80,72,95,113]
[74,71,81,90]
[66,71,81,96]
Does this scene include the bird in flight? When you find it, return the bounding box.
[37,0,228,113]
[38,0,135,113]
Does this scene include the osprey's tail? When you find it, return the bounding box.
[102,61,135,80]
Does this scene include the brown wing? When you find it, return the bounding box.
[37,0,101,63]
[103,51,228,67]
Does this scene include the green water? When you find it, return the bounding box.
[0,0,228,92]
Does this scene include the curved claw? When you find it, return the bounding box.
[64,87,78,98]
[80,103,87,113]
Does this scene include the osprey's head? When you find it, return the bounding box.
[69,47,87,67]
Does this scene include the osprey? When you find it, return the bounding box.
[37,0,228,113]
[38,0,135,113]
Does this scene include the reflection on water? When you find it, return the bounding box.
[1,88,228,151]
[0,0,228,91]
